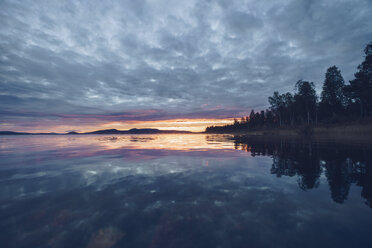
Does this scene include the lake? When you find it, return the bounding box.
[1,134,372,248]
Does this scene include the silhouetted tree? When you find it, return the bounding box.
[344,41,372,117]
[268,91,295,126]
[260,110,265,126]
[249,109,256,128]
[268,92,284,126]
[265,109,275,127]
[282,92,295,126]
[294,80,318,124]
[319,66,346,119]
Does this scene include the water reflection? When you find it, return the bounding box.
[0,134,235,154]
[1,134,372,247]
[233,136,372,208]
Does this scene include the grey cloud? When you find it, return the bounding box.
[1,0,372,130]
[225,11,263,34]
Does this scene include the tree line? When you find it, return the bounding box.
[206,41,372,133]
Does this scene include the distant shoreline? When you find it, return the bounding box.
[2,123,372,144]
[0,128,193,136]
[206,121,372,144]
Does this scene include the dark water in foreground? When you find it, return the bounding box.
[1,134,372,248]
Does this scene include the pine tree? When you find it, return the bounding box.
[294,80,318,124]
[319,66,345,118]
[344,41,372,117]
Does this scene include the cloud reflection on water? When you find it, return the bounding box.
[1,134,372,248]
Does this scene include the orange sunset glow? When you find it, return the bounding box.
[1,118,234,133]
[100,118,235,132]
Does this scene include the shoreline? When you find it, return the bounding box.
[205,122,372,145]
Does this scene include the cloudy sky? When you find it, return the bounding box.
[1,0,371,132]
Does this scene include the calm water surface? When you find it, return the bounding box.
[1,134,372,248]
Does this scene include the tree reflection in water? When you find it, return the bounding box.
[232,136,372,208]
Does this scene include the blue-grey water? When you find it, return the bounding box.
[1,134,372,248]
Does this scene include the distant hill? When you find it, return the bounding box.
[66,131,80,135]
[0,128,192,135]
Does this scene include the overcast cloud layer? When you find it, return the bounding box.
[1,0,372,131]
